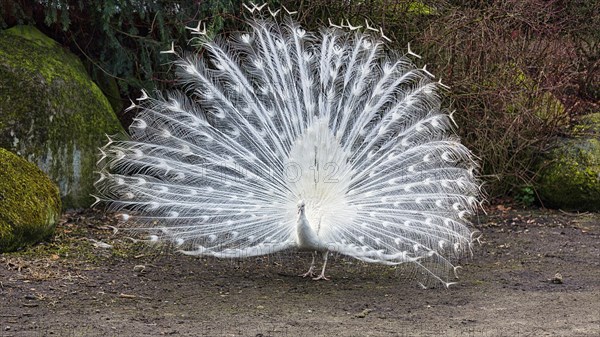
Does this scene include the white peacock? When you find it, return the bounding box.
[96,6,481,287]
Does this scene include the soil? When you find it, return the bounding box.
[1,207,598,337]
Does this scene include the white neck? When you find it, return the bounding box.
[296,207,325,251]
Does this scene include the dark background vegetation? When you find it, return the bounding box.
[1,0,598,200]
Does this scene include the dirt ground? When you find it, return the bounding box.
[1,207,598,337]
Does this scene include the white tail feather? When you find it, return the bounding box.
[96,14,480,287]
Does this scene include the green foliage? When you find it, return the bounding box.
[515,186,536,207]
[0,0,255,105]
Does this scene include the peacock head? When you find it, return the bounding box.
[297,200,306,215]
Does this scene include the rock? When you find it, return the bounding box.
[356,308,373,318]
[550,272,563,284]
[0,148,61,252]
[85,61,123,114]
[133,265,146,273]
[0,25,124,209]
[537,113,600,211]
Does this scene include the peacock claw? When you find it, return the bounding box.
[299,269,315,278]
[312,274,329,281]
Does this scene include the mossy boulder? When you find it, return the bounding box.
[537,113,600,211]
[85,61,123,114]
[0,148,61,252]
[0,25,124,209]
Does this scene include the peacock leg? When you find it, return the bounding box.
[299,251,316,277]
[312,251,330,281]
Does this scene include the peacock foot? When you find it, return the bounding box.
[299,266,315,278]
[312,274,329,281]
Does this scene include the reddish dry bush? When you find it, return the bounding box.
[290,0,597,197]
[416,0,597,196]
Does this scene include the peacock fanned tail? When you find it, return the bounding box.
[95,9,481,287]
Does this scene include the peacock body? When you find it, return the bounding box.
[96,8,481,286]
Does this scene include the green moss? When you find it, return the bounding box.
[0,26,85,83]
[407,1,436,15]
[572,113,600,137]
[537,136,600,211]
[0,148,61,252]
[0,25,124,209]
[2,25,58,48]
